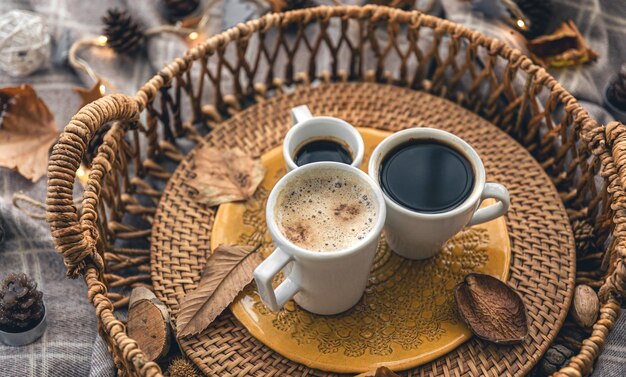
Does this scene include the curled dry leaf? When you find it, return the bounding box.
[526,20,598,68]
[73,80,104,111]
[355,366,400,377]
[0,84,58,182]
[176,244,263,338]
[454,273,528,344]
[187,147,266,206]
[570,284,599,328]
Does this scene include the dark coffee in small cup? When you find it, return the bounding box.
[379,139,474,213]
[294,138,353,167]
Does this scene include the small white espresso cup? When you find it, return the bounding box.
[368,128,510,260]
[254,162,386,315]
[283,105,365,172]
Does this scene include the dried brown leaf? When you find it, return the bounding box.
[187,147,266,206]
[73,80,103,110]
[265,0,287,12]
[355,366,400,377]
[176,244,263,338]
[526,20,598,68]
[454,273,528,344]
[0,84,58,182]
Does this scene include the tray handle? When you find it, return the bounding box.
[46,94,141,278]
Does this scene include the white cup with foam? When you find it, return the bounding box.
[254,162,386,315]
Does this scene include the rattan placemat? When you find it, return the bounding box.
[150,82,576,376]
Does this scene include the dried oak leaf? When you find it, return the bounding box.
[176,244,263,338]
[454,273,528,344]
[526,20,598,68]
[355,366,400,377]
[187,147,266,206]
[73,80,103,111]
[0,85,58,182]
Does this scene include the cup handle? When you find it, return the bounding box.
[467,183,510,227]
[291,105,313,126]
[253,247,301,311]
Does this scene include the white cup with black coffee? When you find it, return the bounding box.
[283,105,365,172]
[254,162,386,315]
[368,128,510,260]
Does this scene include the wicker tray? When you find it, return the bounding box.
[45,5,625,377]
[151,82,575,375]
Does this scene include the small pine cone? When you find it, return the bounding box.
[0,273,45,331]
[161,0,199,21]
[572,219,595,258]
[536,344,573,376]
[102,9,144,55]
[167,357,198,377]
[608,63,626,110]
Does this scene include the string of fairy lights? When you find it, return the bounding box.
[68,0,217,97]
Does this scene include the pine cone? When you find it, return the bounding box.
[0,273,44,332]
[514,0,553,38]
[571,219,594,258]
[167,357,198,377]
[607,63,626,111]
[162,0,199,21]
[102,9,144,55]
[535,344,573,376]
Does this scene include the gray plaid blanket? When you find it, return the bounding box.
[0,0,623,376]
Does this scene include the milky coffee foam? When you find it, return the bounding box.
[275,170,377,252]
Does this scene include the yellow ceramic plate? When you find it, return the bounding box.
[211,128,511,373]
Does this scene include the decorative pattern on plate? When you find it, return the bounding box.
[249,229,489,357]
[211,128,511,372]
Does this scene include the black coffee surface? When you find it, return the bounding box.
[380,140,474,213]
[294,139,352,166]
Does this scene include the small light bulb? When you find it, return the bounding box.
[516,19,526,29]
[76,165,89,185]
[188,32,199,41]
[97,35,108,46]
[99,84,106,95]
